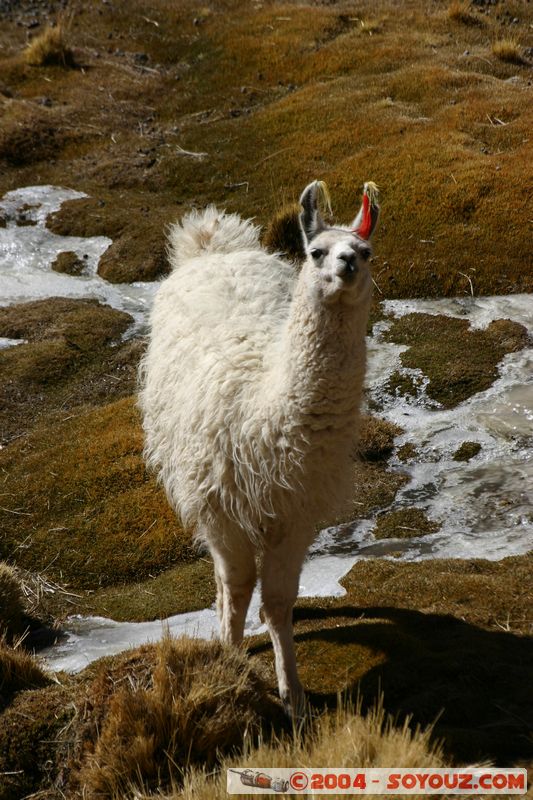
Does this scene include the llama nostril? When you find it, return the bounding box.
[336,254,358,278]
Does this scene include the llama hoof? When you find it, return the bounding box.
[282,688,307,723]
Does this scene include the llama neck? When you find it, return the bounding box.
[272,277,370,423]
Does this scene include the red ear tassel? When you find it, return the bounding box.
[353,181,379,240]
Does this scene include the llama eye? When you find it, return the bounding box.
[310,248,323,260]
[359,247,371,261]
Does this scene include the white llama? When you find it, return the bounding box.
[139,180,379,716]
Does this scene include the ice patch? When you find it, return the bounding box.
[43,554,353,673]
[0,337,27,349]
[0,185,159,334]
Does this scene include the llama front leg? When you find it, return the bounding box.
[208,533,257,645]
[260,537,309,718]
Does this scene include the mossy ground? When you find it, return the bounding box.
[384,312,529,407]
[0,297,137,443]
[3,555,530,799]
[0,396,198,594]
[0,396,405,622]
[372,507,440,540]
[285,553,533,763]
[0,0,531,292]
[453,440,482,461]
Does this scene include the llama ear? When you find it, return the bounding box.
[299,180,327,244]
[351,181,380,240]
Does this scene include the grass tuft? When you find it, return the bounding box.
[358,416,402,462]
[262,203,304,263]
[0,638,50,703]
[176,699,445,800]
[492,38,524,64]
[23,25,75,68]
[447,2,481,26]
[0,563,25,639]
[75,636,280,797]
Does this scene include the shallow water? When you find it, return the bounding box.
[1,186,531,672]
[364,312,533,563]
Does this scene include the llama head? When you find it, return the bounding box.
[298,180,379,306]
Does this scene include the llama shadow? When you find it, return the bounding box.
[250,605,533,764]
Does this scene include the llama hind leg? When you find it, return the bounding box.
[209,534,257,645]
[260,537,308,718]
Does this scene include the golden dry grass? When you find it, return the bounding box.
[447,1,481,27]
[0,638,50,702]
[73,636,281,798]
[358,415,402,462]
[492,37,524,64]
[23,25,75,68]
[0,0,531,293]
[151,700,447,800]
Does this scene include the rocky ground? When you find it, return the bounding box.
[0,0,532,798]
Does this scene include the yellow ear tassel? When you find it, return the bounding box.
[364,181,380,207]
[316,180,333,217]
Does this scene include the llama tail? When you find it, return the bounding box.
[167,205,262,269]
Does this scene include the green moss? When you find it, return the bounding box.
[33,559,217,624]
[0,106,66,166]
[384,314,529,407]
[0,397,197,590]
[397,442,417,462]
[0,337,78,385]
[47,195,173,282]
[385,370,421,399]
[51,250,87,275]
[46,196,125,238]
[0,298,136,442]
[72,561,217,622]
[373,508,440,540]
[97,224,168,282]
[2,297,130,348]
[453,441,482,461]
[334,462,408,526]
